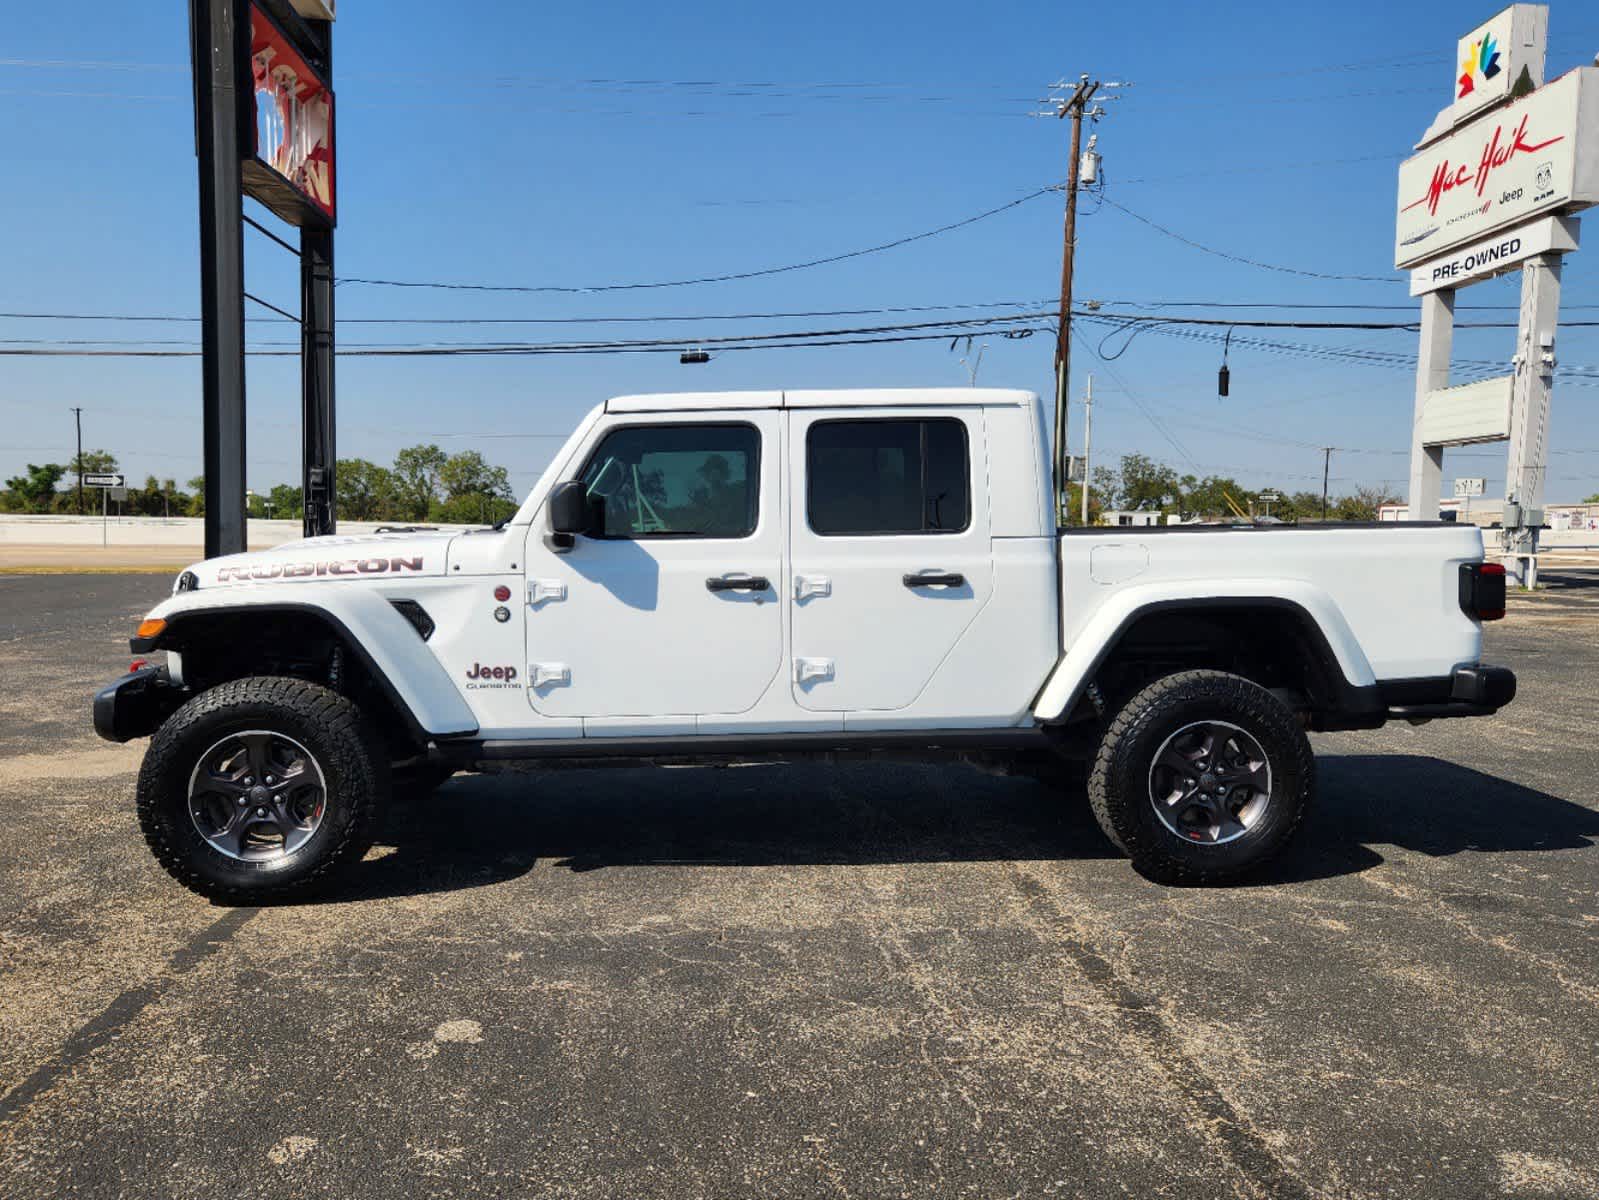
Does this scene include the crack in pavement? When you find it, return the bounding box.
[0,906,257,1135]
[1006,866,1315,1200]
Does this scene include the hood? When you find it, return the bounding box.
[186,529,459,588]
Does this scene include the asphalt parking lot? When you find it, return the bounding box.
[1,571,1596,1199]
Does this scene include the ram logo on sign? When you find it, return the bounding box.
[1396,68,1599,269]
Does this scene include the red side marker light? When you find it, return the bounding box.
[129,659,150,673]
[494,585,512,602]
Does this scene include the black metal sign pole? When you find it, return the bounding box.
[301,220,336,538]
[191,0,249,558]
[299,14,335,540]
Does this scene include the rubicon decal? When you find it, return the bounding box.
[465,662,519,690]
[215,556,424,582]
[1403,114,1564,219]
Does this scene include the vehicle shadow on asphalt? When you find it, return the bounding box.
[1256,754,1599,886]
[306,754,1598,903]
[320,761,1109,903]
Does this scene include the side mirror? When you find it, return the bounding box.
[548,480,593,537]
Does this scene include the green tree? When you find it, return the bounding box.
[438,450,512,502]
[64,450,119,514]
[1178,475,1251,520]
[4,463,66,513]
[1582,492,1599,504]
[1332,485,1399,523]
[1089,465,1121,512]
[268,483,304,520]
[69,449,118,477]
[336,458,399,521]
[186,475,206,517]
[1063,481,1107,526]
[1118,453,1182,512]
[156,479,187,519]
[1284,490,1326,521]
[128,474,163,517]
[434,492,519,525]
[393,444,448,519]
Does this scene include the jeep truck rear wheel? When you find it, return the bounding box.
[137,676,387,902]
[1088,670,1313,885]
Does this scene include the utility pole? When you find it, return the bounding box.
[1081,374,1095,525]
[1047,76,1098,526]
[1320,447,1335,520]
[70,406,84,515]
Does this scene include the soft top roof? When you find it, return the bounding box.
[605,388,1035,414]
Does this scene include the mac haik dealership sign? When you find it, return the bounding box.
[1396,67,1599,270]
[243,2,335,227]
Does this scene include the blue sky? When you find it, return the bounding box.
[4,0,1599,501]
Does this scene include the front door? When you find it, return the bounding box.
[787,408,992,712]
[524,413,783,721]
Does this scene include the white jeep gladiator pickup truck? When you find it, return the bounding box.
[95,388,1515,900]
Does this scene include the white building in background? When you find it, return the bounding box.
[1379,500,1599,533]
[1099,510,1163,528]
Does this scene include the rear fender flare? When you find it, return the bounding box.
[1031,581,1376,723]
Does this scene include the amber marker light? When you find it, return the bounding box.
[136,618,167,640]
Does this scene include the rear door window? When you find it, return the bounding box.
[806,418,970,536]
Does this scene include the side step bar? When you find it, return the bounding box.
[437,727,1052,768]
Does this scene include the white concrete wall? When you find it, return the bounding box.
[0,515,466,548]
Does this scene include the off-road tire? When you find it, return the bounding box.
[1088,670,1313,885]
[137,676,387,902]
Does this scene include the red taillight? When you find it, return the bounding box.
[1460,561,1506,622]
[129,659,150,673]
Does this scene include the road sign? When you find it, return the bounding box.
[83,473,124,488]
[1455,476,1487,497]
[1260,491,1281,503]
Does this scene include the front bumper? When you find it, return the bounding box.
[1384,663,1517,721]
[92,666,188,743]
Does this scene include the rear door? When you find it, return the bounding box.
[523,412,783,720]
[787,408,992,712]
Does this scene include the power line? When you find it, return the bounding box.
[335,186,1059,293]
[1098,194,1397,283]
[9,297,1599,327]
[0,298,1059,326]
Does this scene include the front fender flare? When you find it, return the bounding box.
[137,587,479,739]
[1031,581,1377,723]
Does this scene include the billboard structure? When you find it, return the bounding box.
[1398,4,1597,588]
[190,0,337,558]
[246,3,335,226]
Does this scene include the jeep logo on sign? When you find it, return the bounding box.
[465,663,519,690]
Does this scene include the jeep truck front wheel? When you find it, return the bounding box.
[1088,669,1313,885]
[137,676,387,902]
